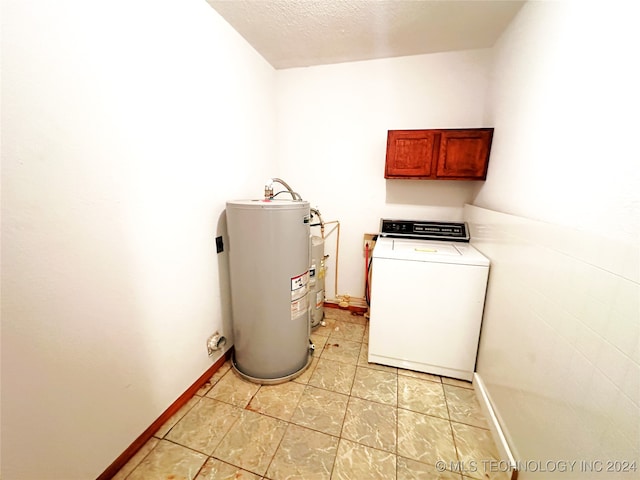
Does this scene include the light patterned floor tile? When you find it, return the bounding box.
[323,307,345,320]
[196,359,232,396]
[312,317,336,337]
[462,474,511,480]
[166,397,243,455]
[112,311,507,480]
[397,456,463,480]
[325,308,366,325]
[319,338,361,365]
[451,422,508,480]
[290,385,349,436]
[358,341,398,373]
[308,357,357,395]
[343,312,368,325]
[247,381,306,421]
[112,437,159,480]
[328,319,366,342]
[293,355,319,385]
[205,368,260,407]
[266,424,339,480]
[195,457,260,480]
[213,409,287,476]
[398,375,449,420]
[398,368,442,383]
[126,439,207,480]
[397,409,457,466]
[351,366,397,405]
[332,438,397,480]
[444,384,488,428]
[342,397,397,453]
[154,395,201,439]
[442,376,474,389]
[310,332,328,351]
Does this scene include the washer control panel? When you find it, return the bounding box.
[379,219,469,242]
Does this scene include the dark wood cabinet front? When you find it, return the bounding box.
[385,128,493,180]
[384,130,440,178]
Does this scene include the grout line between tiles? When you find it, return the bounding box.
[120,310,500,480]
[118,438,160,480]
[191,455,208,480]
[261,421,289,479]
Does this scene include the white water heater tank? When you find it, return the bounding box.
[226,199,312,383]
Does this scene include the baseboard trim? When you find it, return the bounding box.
[324,301,368,314]
[473,373,519,480]
[96,350,231,480]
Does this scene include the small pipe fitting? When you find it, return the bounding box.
[207,333,227,356]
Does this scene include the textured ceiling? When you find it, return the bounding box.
[206,0,526,69]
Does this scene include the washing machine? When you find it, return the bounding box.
[368,220,490,381]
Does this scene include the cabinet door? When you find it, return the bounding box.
[385,130,440,178]
[435,129,493,180]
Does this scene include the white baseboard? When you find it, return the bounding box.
[474,373,518,480]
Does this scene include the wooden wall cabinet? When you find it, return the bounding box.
[385,128,494,180]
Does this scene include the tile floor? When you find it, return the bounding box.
[113,309,508,480]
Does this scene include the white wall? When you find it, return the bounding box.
[4,0,637,478]
[470,1,639,477]
[276,50,492,299]
[1,0,276,478]
[475,0,639,245]
[467,205,639,478]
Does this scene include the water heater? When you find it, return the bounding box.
[309,235,325,328]
[226,199,312,383]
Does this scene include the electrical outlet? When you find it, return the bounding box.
[363,233,377,251]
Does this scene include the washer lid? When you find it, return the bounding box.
[373,237,490,266]
[392,240,462,257]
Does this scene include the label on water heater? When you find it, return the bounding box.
[316,290,324,309]
[309,264,317,286]
[291,271,310,320]
[291,271,309,301]
[291,294,309,320]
